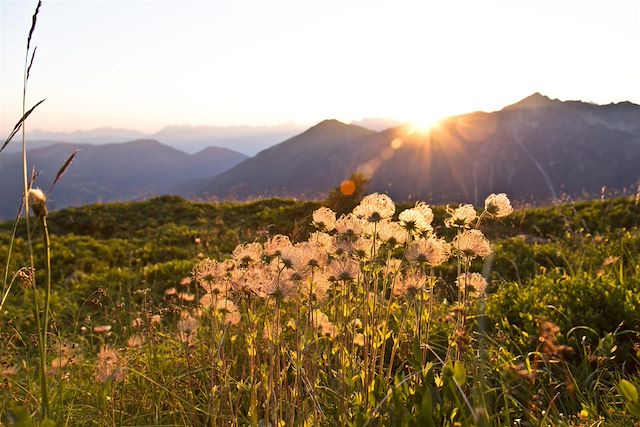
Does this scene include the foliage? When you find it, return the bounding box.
[1,194,640,425]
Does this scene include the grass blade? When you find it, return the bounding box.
[1,98,46,153]
[27,46,37,81]
[50,150,78,191]
[26,0,42,54]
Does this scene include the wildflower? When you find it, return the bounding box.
[93,325,112,334]
[1,365,18,376]
[353,333,365,347]
[399,208,431,234]
[127,334,145,347]
[215,298,241,325]
[150,314,162,324]
[164,287,177,296]
[193,259,225,294]
[308,231,336,254]
[96,346,125,383]
[131,317,143,328]
[233,242,263,266]
[414,202,434,226]
[312,207,337,231]
[294,242,328,270]
[178,292,195,302]
[199,293,215,308]
[230,267,266,294]
[258,276,297,301]
[456,273,488,297]
[327,258,360,282]
[445,204,477,228]
[484,193,513,217]
[312,310,338,338]
[276,245,301,269]
[264,234,292,257]
[335,213,365,238]
[352,237,379,261]
[452,229,492,259]
[385,258,402,274]
[27,187,48,218]
[378,221,407,246]
[49,341,79,373]
[177,315,199,344]
[179,276,191,286]
[308,271,332,302]
[393,271,428,298]
[405,237,451,266]
[353,193,395,222]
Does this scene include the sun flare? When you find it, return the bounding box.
[407,114,443,134]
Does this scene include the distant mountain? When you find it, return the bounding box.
[195,120,376,199]
[198,94,640,204]
[151,123,306,155]
[12,123,306,156]
[0,140,247,218]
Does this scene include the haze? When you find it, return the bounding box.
[1,0,639,135]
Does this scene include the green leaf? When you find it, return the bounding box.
[453,361,467,386]
[619,379,639,403]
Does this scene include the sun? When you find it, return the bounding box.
[407,114,443,134]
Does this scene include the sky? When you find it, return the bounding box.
[1,0,639,134]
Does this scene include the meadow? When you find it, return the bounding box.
[2,3,640,425]
[1,193,640,426]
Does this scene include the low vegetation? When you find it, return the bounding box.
[1,194,639,426]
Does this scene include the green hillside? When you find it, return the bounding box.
[1,195,640,425]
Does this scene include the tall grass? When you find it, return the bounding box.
[1,0,55,421]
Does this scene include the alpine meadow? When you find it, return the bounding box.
[1,1,640,426]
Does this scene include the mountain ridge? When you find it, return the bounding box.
[197,93,640,204]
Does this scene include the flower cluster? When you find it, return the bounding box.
[182,192,511,334]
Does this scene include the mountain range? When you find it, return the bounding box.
[1,93,639,219]
[6,123,308,156]
[0,141,247,219]
[197,93,640,204]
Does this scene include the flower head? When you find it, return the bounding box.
[312,207,337,231]
[335,213,365,238]
[193,259,226,294]
[405,237,451,266]
[96,346,126,383]
[233,242,263,266]
[27,187,48,218]
[399,208,432,234]
[456,272,488,297]
[327,258,360,282]
[393,271,428,298]
[378,221,407,246]
[484,193,513,217]
[264,235,292,257]
[353,193,395,223]
[445,204,477,228]
[452,229,492,259]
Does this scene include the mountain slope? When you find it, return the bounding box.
[0,140,247,218]
[197,120,378,199]
[198,94,640,203]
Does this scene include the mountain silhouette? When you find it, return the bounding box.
[198,94,640,204]
[0,140,247,218]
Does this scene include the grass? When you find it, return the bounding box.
[0,195,639,426]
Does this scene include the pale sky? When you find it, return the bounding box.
[1,0,639,134]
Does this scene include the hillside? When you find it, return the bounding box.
[2,195,639,425]
[196,120,377,199]
[0,140,247,218]
[199,93,640,204]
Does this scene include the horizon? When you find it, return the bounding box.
[2,1,639,135]
[12,91,640,139]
